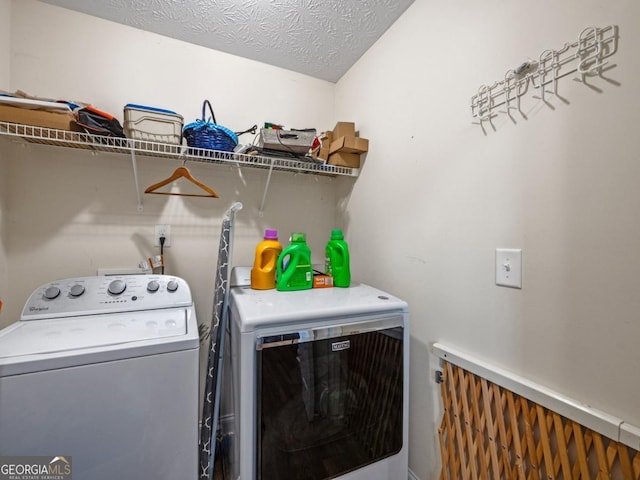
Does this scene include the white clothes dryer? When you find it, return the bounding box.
[0,275,199,480]
[222,278,409,480]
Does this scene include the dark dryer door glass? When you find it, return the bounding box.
[256,319,404,480]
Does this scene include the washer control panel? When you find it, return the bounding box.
[21,275,192,320]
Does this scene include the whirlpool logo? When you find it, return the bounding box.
[0,456,72,480]
[331,340,350,352]
[29,306,49,312]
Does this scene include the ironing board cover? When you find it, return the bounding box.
[199,214,232,479]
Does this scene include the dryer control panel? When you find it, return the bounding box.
[21,275,192,320]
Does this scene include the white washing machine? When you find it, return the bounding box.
[222,275,409,480]
[0,275,200,480]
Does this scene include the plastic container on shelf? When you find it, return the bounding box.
[250,229,283,290]
[276,232,313,291]
[123,104,184,149]
[325,229,351,287]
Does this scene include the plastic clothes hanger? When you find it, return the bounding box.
[144,166,219,198]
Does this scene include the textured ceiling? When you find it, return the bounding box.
[39,0,414,83]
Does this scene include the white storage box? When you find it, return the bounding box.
[124,104,183,149]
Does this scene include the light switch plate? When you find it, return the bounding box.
[496,248,522,288]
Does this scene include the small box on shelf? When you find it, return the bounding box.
[0,105,74,131]
[326,121,368,169]
[327,151,361,168]
[259,128,316,155]
[329,135,369,155]
[332,121,355,139]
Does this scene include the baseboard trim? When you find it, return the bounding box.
[408,468,420,480]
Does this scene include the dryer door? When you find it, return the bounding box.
[256,316,404,480]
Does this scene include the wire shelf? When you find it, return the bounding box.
[0,121,359,178]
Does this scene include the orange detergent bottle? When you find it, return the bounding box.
[251,229,283,290]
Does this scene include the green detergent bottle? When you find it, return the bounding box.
[325,229,351,287]
[276,232,313,291]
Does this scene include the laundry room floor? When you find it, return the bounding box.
[213,454,223,480]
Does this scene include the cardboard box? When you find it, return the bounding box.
[332,122,355,139]
[0,105,74,131]
[323,130,334,144]
[316,147,330,161]
[329,136,369,155]
[313,274,334,288]
[328,151,361,169]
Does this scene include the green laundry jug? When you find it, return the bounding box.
[276,232,313,291]
[325,229,351,287]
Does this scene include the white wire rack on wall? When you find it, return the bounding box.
[471,25,619,131]
[0,121,358,212]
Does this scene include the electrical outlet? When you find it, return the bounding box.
[154,224,171,247]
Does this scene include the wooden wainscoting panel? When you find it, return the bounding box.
[438,361,640,480]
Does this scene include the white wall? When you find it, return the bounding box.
[0,0,9,87]
[0,140,6,321]
[336,1,640,479]
[0,0,10,320]
[6,2,640,479]
[1,0,338,337]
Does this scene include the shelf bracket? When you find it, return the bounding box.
[130,149,144,212]
[258,161,274,217]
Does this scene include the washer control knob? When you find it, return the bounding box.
[147,280,160,293]
[70,284,85,297]
[44,286,61,300]
[167,280,179,292]
[108,279,126,295]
